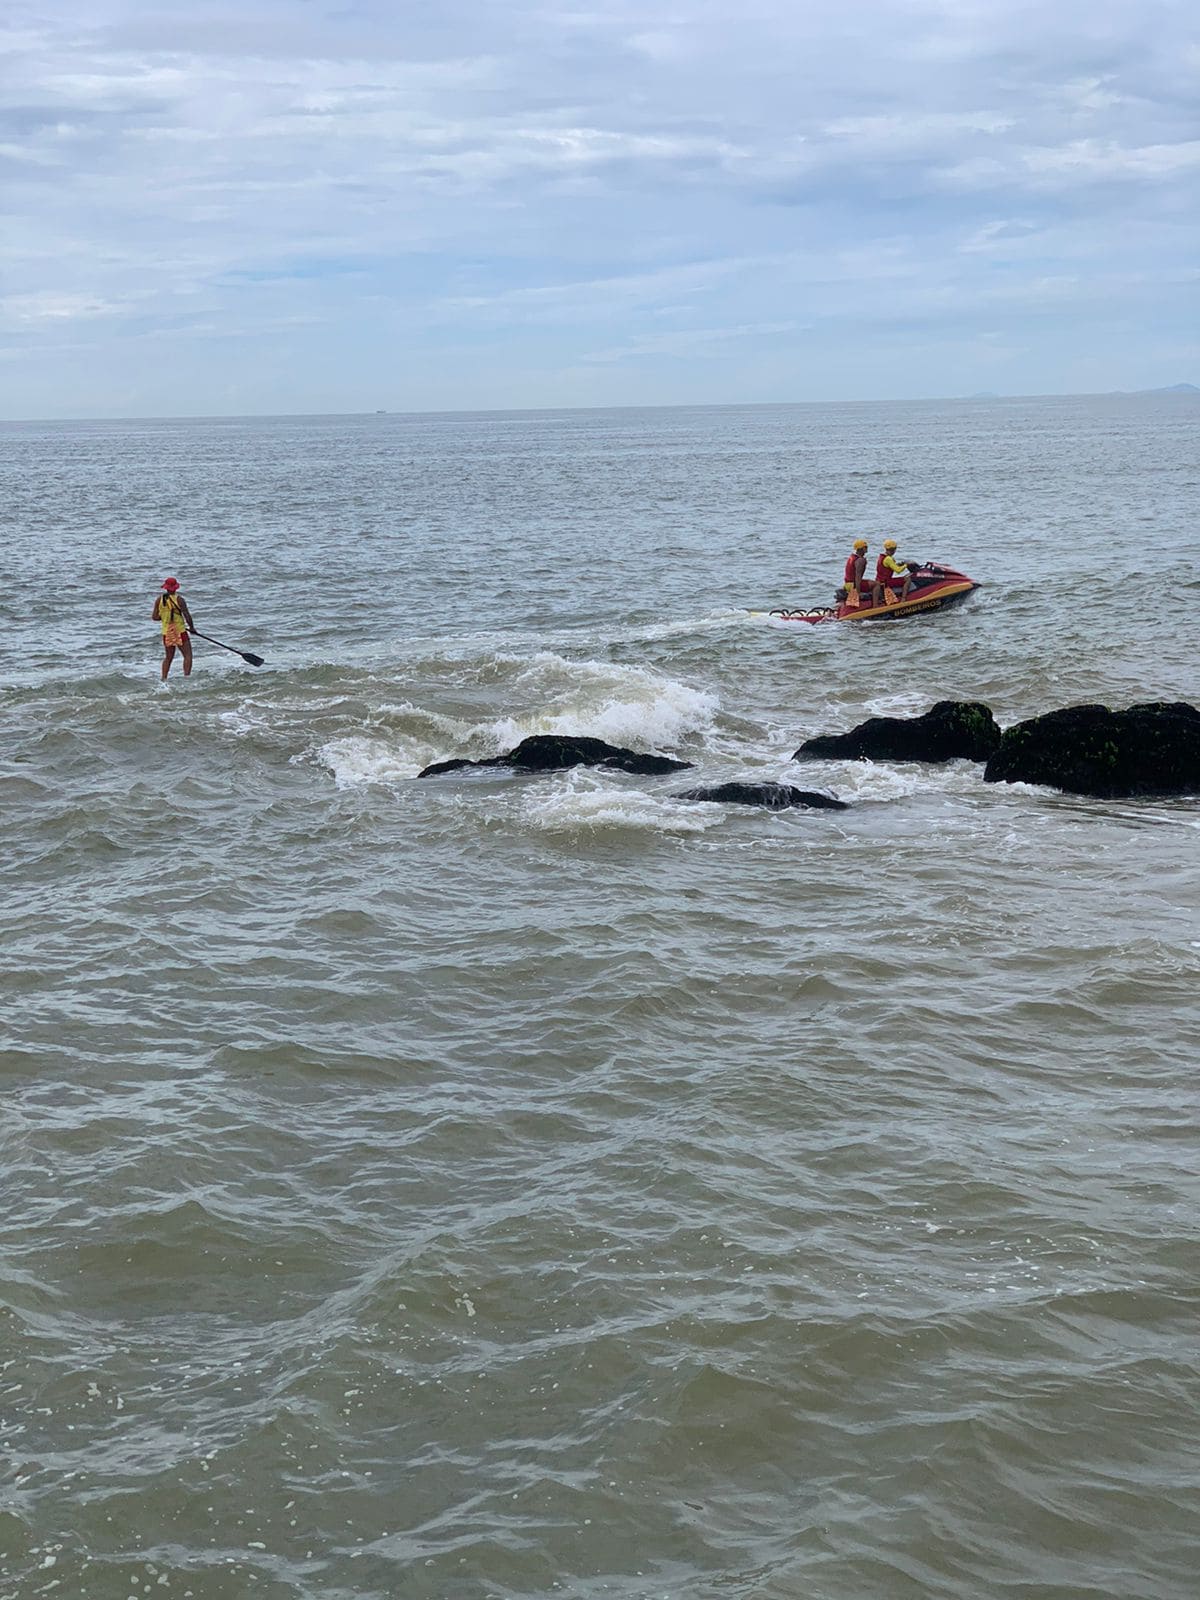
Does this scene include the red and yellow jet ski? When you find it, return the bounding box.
[768,562,980,625]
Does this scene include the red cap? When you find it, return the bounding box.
[162,577,180,591]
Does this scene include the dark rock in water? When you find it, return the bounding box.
[419,756,482,777]
[795,700,1001,764]
[676,782,849,810]
[418,733,692,780]
[983,702,1200,797]
[506,735,690,775]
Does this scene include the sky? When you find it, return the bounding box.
[1,0,1197,417]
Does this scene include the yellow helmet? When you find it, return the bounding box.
[883,538,897,550]
[853,539,868,550]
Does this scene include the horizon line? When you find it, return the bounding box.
[0,385,1195,427]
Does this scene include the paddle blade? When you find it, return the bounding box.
[240,651,266,667]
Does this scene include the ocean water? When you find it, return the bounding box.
[1,396,1198,1600]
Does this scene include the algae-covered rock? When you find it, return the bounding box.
[982,702,1200,798]
[419,733,692,780]
[675,782,848,810]
[794,700,1001,764]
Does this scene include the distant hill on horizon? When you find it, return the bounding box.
[1137,382,1199,394]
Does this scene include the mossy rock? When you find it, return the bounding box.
[794,700,1001,764]
[983,702,1200,797]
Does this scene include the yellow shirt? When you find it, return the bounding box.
[882,553,909,578]
[158,593,188,639]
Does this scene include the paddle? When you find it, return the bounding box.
[190,629,265,668]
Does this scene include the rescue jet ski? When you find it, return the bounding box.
[766,562,980,625]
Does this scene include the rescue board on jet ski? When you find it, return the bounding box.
[751,563,980,625]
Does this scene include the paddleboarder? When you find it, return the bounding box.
[152,577,195,680]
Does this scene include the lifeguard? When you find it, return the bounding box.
[151,577,196,680]
[876,539,914,603]
[842,539,869,606]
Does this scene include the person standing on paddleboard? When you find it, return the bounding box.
[152,577,195,680]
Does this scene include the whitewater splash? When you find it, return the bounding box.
[316,734,430,788]
[520,769,724,835]
[310,649,997,813]
[315,652,722,789]
[483,652,719,753]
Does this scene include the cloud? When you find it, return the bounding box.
[581,320,800,363]
[943,135,1200,193]
[0,0,1196,413]
[0,290,121,327]
[1023,137,1200,180]
[437,259,751,323]
[958,219,1040,254]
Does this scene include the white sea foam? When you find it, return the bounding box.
[400,610,747,665]
[792,756,986,804]
[521,770,723,835]
[315,735,428,788]
[314,703,483,787]
[216,706,269,737]
[375,701,465,734]
[310,657,721,789]
[611,608,749,644]
[470,653,720,756]
[863,690,946,718]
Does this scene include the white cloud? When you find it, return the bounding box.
[1024,138,1200,179]
[438,259,752,322]
[1059,75,1127,114]
[0,290,120,326]
[959,219,1040,254]
[582,320,800,363]
[822,112,1016,147]
[0,0,1196,412]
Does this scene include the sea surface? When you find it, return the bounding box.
[1,396,1198,1600]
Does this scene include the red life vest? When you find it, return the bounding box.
[879,553,909,586]
[844,554,861,583]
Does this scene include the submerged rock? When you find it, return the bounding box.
[675,782,848,810]
[983,702,1200,798]
[794,700,1000,764]
[418,733,692,780]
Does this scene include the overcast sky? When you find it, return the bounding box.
[1,0,1196,417]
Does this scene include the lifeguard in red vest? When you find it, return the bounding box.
[876,539,914,603]
[843,539,869,606]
